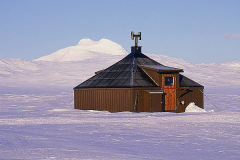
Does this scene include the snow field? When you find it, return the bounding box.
[0,91,239,160]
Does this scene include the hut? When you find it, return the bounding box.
[74,32,204,113]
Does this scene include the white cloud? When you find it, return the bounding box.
[223,33,240,39]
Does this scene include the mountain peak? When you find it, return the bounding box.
[77,39,97,45]
[98,38,113,43]
[34,38,128,62]
[77,38,118,46]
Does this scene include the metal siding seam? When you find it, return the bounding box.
[79,90,81,109]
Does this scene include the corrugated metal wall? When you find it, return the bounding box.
[74,87,163,112]
[74,88,135,112]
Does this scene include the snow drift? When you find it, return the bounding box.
[185,102,207,112]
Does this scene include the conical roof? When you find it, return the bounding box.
[74,47,168,89]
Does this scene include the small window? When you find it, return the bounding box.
[164,77,174,86]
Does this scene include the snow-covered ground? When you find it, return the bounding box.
[0,39,239,159]
[0,92,239,160]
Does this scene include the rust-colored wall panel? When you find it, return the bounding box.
[164,89,176,111]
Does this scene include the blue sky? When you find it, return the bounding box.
[0,0,239,63]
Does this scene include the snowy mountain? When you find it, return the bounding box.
[34,38,128,62]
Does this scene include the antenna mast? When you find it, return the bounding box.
[131,31,141,47]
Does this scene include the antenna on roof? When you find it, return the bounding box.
[131,31,141,47]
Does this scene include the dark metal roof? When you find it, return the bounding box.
[179,74,203,87]
[74,50,165,89]
[139,65,183,73]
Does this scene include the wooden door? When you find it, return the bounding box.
[162,74,177,111]
[150,93,165,112]
[143,90,165,112]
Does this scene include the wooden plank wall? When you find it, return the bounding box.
[177,87,204,113]
[74,88,135,112]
